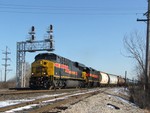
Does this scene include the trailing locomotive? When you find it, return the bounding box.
[29,53,125,89]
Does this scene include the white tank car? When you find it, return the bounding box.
[108,74,118,85]
[99,72,109,85]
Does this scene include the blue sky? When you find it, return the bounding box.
[0,0,147,81]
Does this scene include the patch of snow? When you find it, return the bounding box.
[42,96,66,103]
[5,104,38,113]
[42,89,101,104]
[107,94,137,108]
[107,104,116,109]
[29,93,67,100]
[112,88,129,96]
[0,93,67,108]
[0,99,34,108]
[116,96,136,107]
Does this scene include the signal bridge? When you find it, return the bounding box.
[16,25,54,88]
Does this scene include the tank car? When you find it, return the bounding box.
[99,71,109,86]
[108,74,118,86]
[117,76,125,86]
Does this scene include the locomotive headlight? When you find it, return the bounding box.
[31,73,34,75]
[43,73,46,75]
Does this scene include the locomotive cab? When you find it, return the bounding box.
[29,59,54,89]
[31,60,54,77]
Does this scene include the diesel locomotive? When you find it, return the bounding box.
[29,53,125,89]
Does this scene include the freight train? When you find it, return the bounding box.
[29,53,125,89]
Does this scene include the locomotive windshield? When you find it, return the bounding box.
[35,53,57,61]
[32,66,47,76]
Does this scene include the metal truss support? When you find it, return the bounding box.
[16,42,25,87]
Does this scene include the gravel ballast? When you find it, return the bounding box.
[61,88,146,113]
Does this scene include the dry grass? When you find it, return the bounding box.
[129,85,150,111]
[0,81,16,89]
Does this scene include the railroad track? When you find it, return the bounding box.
[0,88,79,96]
[0,88,106,113]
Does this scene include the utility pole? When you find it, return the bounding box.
[146,0,150,90]
[125,71,127,83]
[2,46,11,82]
[0,69,2,82]
[137,0,150,90]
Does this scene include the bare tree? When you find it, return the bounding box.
[25,62,31,87]
[123,31,150,108]
[123,31,146,80]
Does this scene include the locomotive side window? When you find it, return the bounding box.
[47,54,56,61]
[57,56,61,63]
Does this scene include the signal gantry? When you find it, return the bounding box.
[16,25,55,88]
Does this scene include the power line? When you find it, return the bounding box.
[0,3,146,10]
[0,10,144,16]
[0,6,146,11]
[0,3,146,15]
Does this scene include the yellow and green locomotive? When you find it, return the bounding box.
[29,53,100,89]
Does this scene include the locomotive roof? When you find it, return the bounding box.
[35,53,57,57]
[35,53,87,68]
[36,52,70,60]
[35,53,56,57]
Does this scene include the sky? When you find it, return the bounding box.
[0,0,147,81]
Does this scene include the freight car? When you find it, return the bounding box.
[99,72,125,87]
[99,72,109,86]
[117,76,125,86]
[109,74,119,86]
[29,53,125,89]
